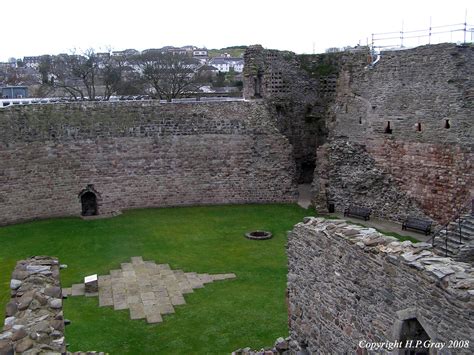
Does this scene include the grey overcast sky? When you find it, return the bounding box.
[1,0,472,61]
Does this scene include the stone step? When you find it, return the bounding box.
[443,231,472,244]
[459,223,474,235]
[433,244,459,257]
[449,220,474,232]
[432,238,467,257]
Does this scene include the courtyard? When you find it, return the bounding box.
[0,204,312,354]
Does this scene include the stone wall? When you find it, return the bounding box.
[243,43,474,223]
[313,139,429,222]
[0,100,297,225]
[243,45,369,183]
[287,218,473,354]
[0,256,66,354]
[314,43,473,223]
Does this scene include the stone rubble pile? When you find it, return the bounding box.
[0,256,66,354]
[233,336,306,355]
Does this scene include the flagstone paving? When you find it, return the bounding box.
[64,257,236,324]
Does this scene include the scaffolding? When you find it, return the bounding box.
[369,21,473,53]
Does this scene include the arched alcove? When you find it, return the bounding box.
[78,184,101,217]
[392,308,436,355]
[81,191,97,216]
[398,318,430,355]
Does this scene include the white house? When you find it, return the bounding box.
[208,57,244,73]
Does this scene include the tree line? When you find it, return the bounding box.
[32,49,206,101]
[1,48,246,101]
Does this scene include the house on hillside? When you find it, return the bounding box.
[208,57,244,73]
[193,49,209,64]
[1,86,28,98]
[23,56,42,69]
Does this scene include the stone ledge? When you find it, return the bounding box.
[297,217,474,296]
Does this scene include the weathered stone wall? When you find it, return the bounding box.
[0,256,66,354]
[288,218,473,354]
[243,45,369,183]
[243,43,473,222]
[0,100,297,225]
[313,140,429,222]
[315,43,473,223]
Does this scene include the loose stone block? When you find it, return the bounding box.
[131,256,144,265]
[84,274,98,294]
[146,312,163,324]
[141,292,155,301]
[129,304,145,320]
[171,295,186,306]
[99,297,114,307]
[113,301,128,311]
[71,284,85,296]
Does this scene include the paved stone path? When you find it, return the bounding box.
[297,184,312,209]
[63,257,236,324]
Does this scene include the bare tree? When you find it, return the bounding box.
[137,51,199,101]
[48,49,100,100]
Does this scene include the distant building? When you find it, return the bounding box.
[23,56,41,69]
[111,49,139,57]
[23,55,50,70]
[161,46,188,55]
[0,62,16,70]
[1,86,28,98]
[193,49,209,64]
[209,57,244,73]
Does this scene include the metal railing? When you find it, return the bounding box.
[428,197,473,256]
[0,96,244,108]
[369,21,473,53]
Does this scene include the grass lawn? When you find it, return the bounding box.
[0,204,313,354]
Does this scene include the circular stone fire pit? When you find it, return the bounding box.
[245,230,273,240]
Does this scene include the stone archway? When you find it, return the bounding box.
[398,318,430,355]
[392,308,436,355]
[81,191,97,216]
[78,184,101,217]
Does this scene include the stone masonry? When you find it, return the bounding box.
[63,256,236,324]
[0,100,297,225]
[318,43,473,223]
[243,43,473,224]
[0,256,66,354]
[287,218,473,354]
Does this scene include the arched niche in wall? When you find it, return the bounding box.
[78,184,101,216]
[391,308,437,355]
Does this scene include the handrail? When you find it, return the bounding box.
[427,196,473,256]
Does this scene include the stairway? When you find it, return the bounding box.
[432,213,474,259]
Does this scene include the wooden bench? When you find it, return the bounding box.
[343,205,372,221]
[402,217,432,235]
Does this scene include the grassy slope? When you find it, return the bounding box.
[0,204,312,354]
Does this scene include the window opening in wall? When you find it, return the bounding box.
[398,318,430,355]
[445,119,451,129]
[417,122,422,131]
[384,121,392,134]
[359,117,362,124]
